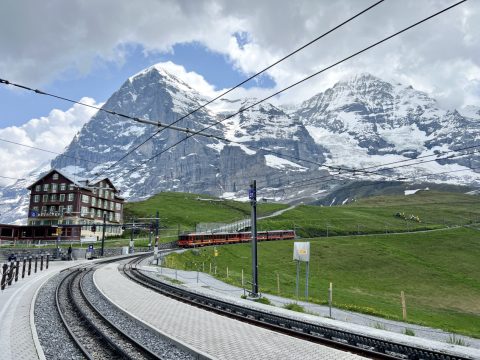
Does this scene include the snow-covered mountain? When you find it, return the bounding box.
[1,68,479,224]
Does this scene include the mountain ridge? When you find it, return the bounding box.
[1,66,478,224]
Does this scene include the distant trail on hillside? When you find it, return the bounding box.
[258,205,297,220]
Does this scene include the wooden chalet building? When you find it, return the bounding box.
[26,169,124,238]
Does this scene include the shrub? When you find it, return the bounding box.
[283,303,305,313]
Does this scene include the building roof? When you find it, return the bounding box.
[27,169,121,196]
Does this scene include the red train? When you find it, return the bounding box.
[178,230,296,248]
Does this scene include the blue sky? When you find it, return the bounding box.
[1,42,274,127]
[0,0,478,184]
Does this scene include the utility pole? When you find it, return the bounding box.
[130,218,135,254]
[154,210,159,264]
[101,213,106,256]
[249,180,258,297]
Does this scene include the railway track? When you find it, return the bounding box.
[55,259,162,360]
[122,254,471,360]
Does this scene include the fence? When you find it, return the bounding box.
[0,253,50,291]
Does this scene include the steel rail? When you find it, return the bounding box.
[55,255,161,359]
[77,267,162,360]
[123,254,472,360]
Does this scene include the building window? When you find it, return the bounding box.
[115,213,120,222]
[82,194,90,203]
[53,173,59,180]
[109,202,114,210]
[110,192,114,200]
[59,205,64,214]
[91,197,96,206]
[68,193,74,202]
[98,199,103,208]
[60,183,66,191]
[33,206,39,212]
[99,189,104,198]
[43,183,49,192]
[90,208,95,218]
[96,209,102,218]
[34,195,40,203]
[51,183,57,192]
[116,202,122,211]
[66,205,73,213]
[59,194,65,202]
[50,194,57,201]
[41,206,47,214]
[42,194,48,202]
[109,212,113,221]
[81,206,89,215]
[49,205,56,214]
[35,185,41,192]
[69,184,75,190]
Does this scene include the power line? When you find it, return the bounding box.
[362,143,480,171]
[0,0,385,183]
[90,0,385,181]
[0,138,105,166]
[119,0,467,177]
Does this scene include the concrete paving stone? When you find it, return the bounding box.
[94,264,366,360]
[0,259,92,360]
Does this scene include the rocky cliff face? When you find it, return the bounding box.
[51,65,328,199]
[1,68,479,223]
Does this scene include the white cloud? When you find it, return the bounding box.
[0,0,478,109]
[0,98,99,186]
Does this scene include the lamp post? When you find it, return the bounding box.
[101,213,106,256]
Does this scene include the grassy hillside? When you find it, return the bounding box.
[124,192,287,233]
[168,226,480,337]
[259,191,480,237]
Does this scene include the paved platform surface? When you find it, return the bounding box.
[137,264,479,359]
[94,263,367,359]
[0,260,86,360]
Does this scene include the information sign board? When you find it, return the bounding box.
[293,242,310,262]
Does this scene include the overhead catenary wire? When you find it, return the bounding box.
[0,138,106,166]
[0,1,469,192]
[120,0,467,178]
[0,0,386,182]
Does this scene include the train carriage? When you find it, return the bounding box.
[178,229,295,248]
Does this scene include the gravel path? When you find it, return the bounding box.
[35,263,195,360]
[83,266,195,360]
[34,270,86,360]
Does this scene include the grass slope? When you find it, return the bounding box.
[169,226,480,337]
[124,192,287,235]
[259,191,480,237]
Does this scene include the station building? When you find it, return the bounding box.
[26,169,124,238]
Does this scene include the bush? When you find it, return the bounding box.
[447,334,467,346]
[254,297,272,305]
[283,303,305,313]
[404,328,415,336]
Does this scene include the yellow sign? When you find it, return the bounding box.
[56,227,62,235]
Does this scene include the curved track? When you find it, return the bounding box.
[122,254,471,360]
[55,259,162,360]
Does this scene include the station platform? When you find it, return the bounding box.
[95,262,367,359]
[129,262,479,360]
[0,259,87,360]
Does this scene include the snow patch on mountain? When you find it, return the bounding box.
[264,155,307,171]
[377,124,430,152]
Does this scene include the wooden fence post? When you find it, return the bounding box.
[401,291,407,320]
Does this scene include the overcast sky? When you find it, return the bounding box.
[0,0,478,185]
